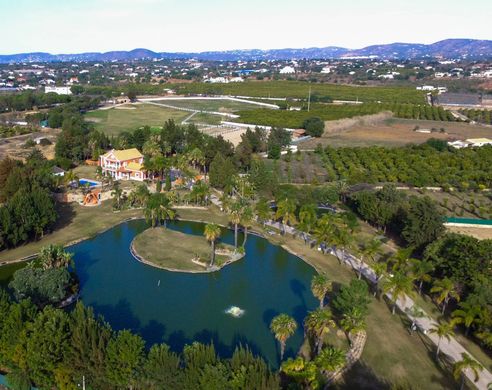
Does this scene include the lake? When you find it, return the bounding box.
[0,219,318,368]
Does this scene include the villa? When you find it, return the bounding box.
[99,148,148,181]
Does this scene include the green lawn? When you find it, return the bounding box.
[152,98,263,113]
[132,227,234,272]
[84,104,188,135]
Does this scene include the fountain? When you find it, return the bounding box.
[225,306,245,318]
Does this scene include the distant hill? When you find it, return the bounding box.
[1,39,491,63]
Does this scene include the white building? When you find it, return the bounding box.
[279,66,296,74]
[45,86,72,95]
[467,138,492,147]
[448,138,492,149]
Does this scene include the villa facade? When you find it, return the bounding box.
[99,148,147,181]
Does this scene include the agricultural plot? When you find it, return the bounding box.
[299,117,492,148]
[460,108,492,125]
[234,103,455,129]
[84,104,188,135]
[168,81,426,104]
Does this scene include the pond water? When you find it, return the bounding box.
[0,219,318,368]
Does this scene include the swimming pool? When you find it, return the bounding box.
[78,178,101,187]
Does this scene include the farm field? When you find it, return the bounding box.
[84,103,188,135]
[299,117,492,148]
[234,103,454,129]
[168,80,426,104]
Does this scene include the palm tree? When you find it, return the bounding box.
[431,277,460,314]
[405,305,425,333]
[313,214,335,255]
[452,301,484,336]
[39,244,74,270]
[340,307,366,338]
[188,147,205,171]
[388,247,414,273]
[410,259,434,295]
[335,180,349,202]
[355,239,380,279]
[453,353,482,390]
[228,201,242,249]
[204,223,221,267]
[314,347,346,373]
[270,314,297,361]
[275,198,297,235]
[133,184,150,208]
[240,206,254,247]
[144,193,175,228]
[64,170,79,186]
[255,198,272,226]
[310,274,332,308]
[297,204,317,236]
[333,226,353,265]
[111,181,123,210]
[429,321,455,360]
[304,308,335,355]
[381,271,415,315]
[372,261,387,296]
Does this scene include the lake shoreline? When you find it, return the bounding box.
[0,214,321,279]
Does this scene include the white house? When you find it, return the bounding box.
[448,138,492,149]
[45,86,72,95]
[467,138,492,147]
[279,66,296,74]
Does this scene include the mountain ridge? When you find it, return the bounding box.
[1,39,491,63]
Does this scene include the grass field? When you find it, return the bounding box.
[151,98,264,113]
[186,112,223,125]
[132,227,233,272]
[84,104,188,135]
[168,81,426,104]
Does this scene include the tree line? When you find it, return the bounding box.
[0,295,279,390]
[0,150,57,251]
[0,91,71,113]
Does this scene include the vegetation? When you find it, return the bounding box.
[235,102,454,128]
[0,151,57,250]
[350,185,445,248]
[270,314,298,360]
[0,90,71,112]
[318,142,492,188]
[0,296,279,390]
[167,81,426,104]
[460,108,492,125]
[8,245,76,307]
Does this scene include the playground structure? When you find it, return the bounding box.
[82,189,101,206]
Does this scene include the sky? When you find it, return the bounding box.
[0,0,491,54]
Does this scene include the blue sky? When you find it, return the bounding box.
[1,0,491,54]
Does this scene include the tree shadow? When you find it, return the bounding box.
[53,202,76,231]
[290,278,307,310]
